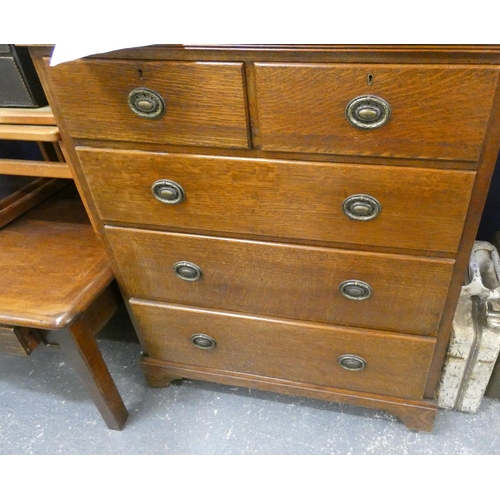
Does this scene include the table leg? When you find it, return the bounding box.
[47,285,128,430]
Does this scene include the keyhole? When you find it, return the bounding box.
[367,73,374,86]
[138,69,143,79]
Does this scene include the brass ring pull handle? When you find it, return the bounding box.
[174,261,202,281]
[191,334,217,350]
[128,87,166,119]
[345,95,390,130]
[339,280,372,300]
[338,354,366,371]
[151,180,185,204]
[343,194,381,221]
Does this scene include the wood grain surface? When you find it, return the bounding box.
[29,44,500,431]
[43,58,250,149]
[131,300,436,400]
[106,226,454,336]
[0,176,68,228]
[0,187,113,329]
[0,106,55,126]
[254,63,499,161]
[0,326,40,356]
[76,147,475,254]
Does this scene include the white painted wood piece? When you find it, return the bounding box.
[437,242,500,413]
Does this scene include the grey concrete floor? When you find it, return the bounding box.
[2,307,500,455]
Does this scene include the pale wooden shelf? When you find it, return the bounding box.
[0,105,56,126]
[0,105,71,179]
[0,159,72,178]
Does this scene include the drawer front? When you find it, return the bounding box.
[130,300,437,400]
[45,59,249,148]
[254,63,499,161]
[77,147,475,254]
[106,226,454,335]
[0,325,39,356]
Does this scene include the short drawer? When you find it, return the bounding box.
[254,63,499,162]
[106,226,454,336]
[77,147,475,254]
[45,58,249,149]
[130,300,437,400]
[0,325,40,356]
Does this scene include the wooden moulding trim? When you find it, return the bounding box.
[141,357,438,431]
[87,45,500,65]
[30,44,500,65]
[73,138,479,171]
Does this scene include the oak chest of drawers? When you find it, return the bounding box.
[31,45,500,431]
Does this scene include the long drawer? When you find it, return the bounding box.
[77,147,475,254]
[106,226,454,336]
[130,299,437,400]
[254,63,500,161]
[44,59,250,149]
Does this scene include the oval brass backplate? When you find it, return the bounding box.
[128,87,166,119]
[339,280,372,300]
[174,261,202,281]
[345,95,390,130]
[191,334,217,350]
[338,354,366,371]
[151,180,185,205]
[342,194,381,221]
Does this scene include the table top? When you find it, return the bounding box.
[0,186,113,329]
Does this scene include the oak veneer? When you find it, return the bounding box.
[44,59,250,149]
[105,226,453,336]
[130,300,436,400]
[0,191,111,328]
[30,45,500,431]
[77,147,475,254]
[254,63,500,161]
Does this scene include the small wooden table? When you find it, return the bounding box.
[0,106,128,430]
